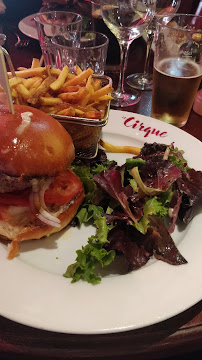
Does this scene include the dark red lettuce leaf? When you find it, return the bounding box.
[128,198,144,220]
[105,211,130,225]
[123,184,134,197]
[94,170,139,224]
[94,169,122,199]
[144,216,187,265]
[140,158,181,191]
[177,169,202,224]
[168,187,182,233]
[104,196,144,225]
[106,225,150,271]
[106,215,187,272]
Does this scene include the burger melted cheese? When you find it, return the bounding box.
[0,105,84,259]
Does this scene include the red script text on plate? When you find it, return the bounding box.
[123,116,168,138]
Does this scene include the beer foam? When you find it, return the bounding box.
[155,57,202,79]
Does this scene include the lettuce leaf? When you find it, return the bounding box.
[64,216,115,284]
[135,197,168,234]
[169,147,189,171]
[70,164,97,204]
[130,167,164,196]
[94,169,139,224]
[126,158,146,171]
[91,160,116,175]
[76,204,104,226]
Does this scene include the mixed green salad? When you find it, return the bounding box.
[64,142,202,284]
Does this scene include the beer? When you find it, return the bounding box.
[151,58,202,127]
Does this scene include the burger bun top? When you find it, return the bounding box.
[0,105,75,176]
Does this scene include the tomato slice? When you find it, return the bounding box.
[0,205,10,221]
[44,169,83,205]
[0,169,83,208]
[0,193,29,206]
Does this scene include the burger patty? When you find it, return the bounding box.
[0,173,41,193]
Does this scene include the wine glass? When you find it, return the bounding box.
[100,0,156,108]
[126,0,181,91]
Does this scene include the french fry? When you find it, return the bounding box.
[22,76,41,89]
[7,67,46,79]
[59,85,80,93]
[75,65,83,75]
[16,83,30,100]
[11,88,18,98]
[9,77,23,87]
[50,68,62,76]
[28,78,43,97]
[8,58,113,120]
[66,73,76,80]
[48,102,71,114]
[100,139,141,155]
[85,110,102,119]
[74,108,85,116]
[86,75,94,95]
[40,96,63,106]
[39,55,44,67]
[91,84,113,102]
[58,87,89,103]
[39,106,56,114]
[61,107,76,116]
[50,66,69,91]
[66,68,94,86]
[93,79,102,91]
[79,93,90,107]
[31,58,40,68]
[17,67,27,71]
[15,97,21,105]
[28,76,56,105]
[57,108,69,116]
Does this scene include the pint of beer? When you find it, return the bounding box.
[151,14,202,127]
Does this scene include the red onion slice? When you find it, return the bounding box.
[29,191,61,228]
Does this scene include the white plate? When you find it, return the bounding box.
[0,110,202,334]
[18,13,38,40]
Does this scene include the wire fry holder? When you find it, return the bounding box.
[52,75,112,159]
[0,49,112,159]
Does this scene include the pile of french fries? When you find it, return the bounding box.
[5,58,114,119]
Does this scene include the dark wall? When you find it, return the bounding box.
[1,0,42,22]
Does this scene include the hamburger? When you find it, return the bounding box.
[0,104,85,259]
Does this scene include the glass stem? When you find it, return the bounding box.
[143,28,155,78]
[116,40,130,94]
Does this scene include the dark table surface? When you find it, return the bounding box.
[0,2,202,360]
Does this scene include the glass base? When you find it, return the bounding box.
[111,90,141,108]
[151,113,188,128]
[126,73,153,91]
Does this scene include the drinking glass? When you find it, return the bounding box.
[51,31,109,74]
[126,0,181,91]
[34,11,83,67]
[151,14,202,127]
[100,0,156,107]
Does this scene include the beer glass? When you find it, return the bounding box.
[151,14,202,127]
[126,0,181,91]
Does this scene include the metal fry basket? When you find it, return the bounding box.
[52,75,112,159]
